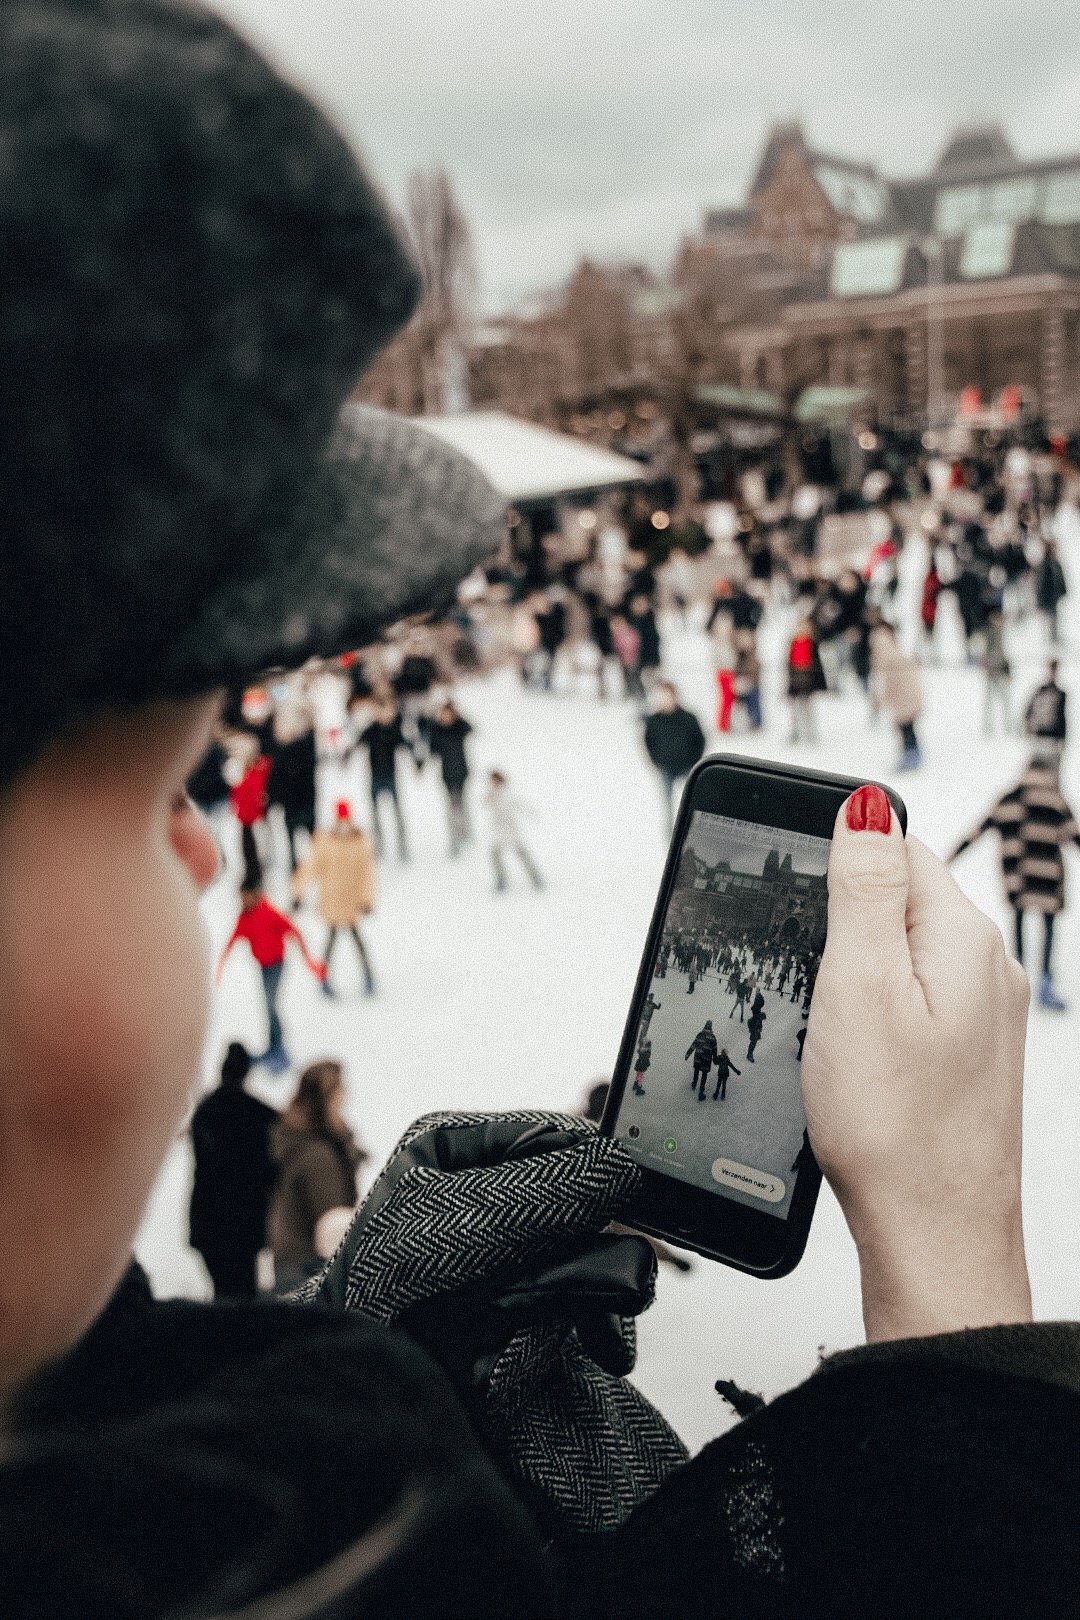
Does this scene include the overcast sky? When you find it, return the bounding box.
[211,0,1080,310]
[688,815,829,878]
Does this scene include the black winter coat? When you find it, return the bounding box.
[359,717,407,783]
[1025,681,1067,742]
[644,707,706,778]
[1037,554,1067,613]
[7,1268,1080,1619]
[189,1086,278,1260]
[267,728,317,818]
[429,716,473,790]
[187,739,230,812]
[628,609,661,670]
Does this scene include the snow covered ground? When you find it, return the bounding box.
[137,533,1080,1456]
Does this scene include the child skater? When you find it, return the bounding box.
[712,1048,740,1101]
[632,1037,651,1096]
[217,888,326,1072]
[485,770,544,892]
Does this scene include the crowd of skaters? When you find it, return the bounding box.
[188,427,1080,1298]
[186,642,552,1297]
[641,926,817,1103]
[473,431,1072,783]
[455,427,1080,1006]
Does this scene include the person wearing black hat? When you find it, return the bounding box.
[0,5,1071,1620]
[351,695,412,861]
[642,680,706,837]
[189,1043,278,1298]
[427,698,475,856]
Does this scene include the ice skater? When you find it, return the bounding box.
[712,1048,740,1102]
[485,770,544,892]
[352,697,411,861]
[638,992,661,1041]
[229,744,272,889]
[291,800,377,997]
[796,1014,809,1062]
[949,754,1080,1011]
[686,1020,718,1100]
[427,700,473,857]
[632,1037,651,1096]
[217,887,326,1072]
[729,978,750,1020]
[746,1004,766,1063]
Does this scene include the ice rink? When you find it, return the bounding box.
[137,536,1080,1456]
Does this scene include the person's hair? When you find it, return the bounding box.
[582,1080,609,1123]
[1048,659,1060,679]
[283,1060,345,1137]
[220,1041,252,1089]
[657,679,677,698]
[239,885,263,909]
[490,769,507,786]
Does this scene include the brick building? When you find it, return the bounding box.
[720,122,1080,431]
[669,847,827,947]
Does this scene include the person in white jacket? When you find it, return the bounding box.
[485,770,544,893]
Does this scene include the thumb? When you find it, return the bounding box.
[823,785,909,982]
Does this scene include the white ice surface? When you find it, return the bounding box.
[136,536,1080,1456]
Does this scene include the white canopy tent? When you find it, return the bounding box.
[413,410,647,505]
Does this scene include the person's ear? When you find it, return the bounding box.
[169,796,221,892]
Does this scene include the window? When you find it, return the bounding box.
[984,177,1039,222]
[830,236,908,297]
[1041,170,1080,225]
[814,164,888,226]
[934,185,985,233]
[959,220,1016,279]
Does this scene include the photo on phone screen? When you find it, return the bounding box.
[612,808,829,1221]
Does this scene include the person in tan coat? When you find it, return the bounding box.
[266,1060,369,1293]
[870,620,923,770]
[292,800,377,996]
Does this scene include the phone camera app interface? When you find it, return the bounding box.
[616,810,828,1219]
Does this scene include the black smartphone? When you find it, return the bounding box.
[601,755,907,1277]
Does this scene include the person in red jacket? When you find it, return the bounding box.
[230,750,272,889]
[217,888,325,1073]
[786,619,826,744]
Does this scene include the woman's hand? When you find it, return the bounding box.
[803,785,1032,1344]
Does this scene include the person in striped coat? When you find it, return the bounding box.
[949,757,1080,1010]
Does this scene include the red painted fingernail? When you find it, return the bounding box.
[846,784,892,834]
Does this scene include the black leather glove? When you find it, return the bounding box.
[305,1111,688,1533]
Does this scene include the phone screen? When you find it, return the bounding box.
[611,807,829,1222]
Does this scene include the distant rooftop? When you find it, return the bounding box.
[934,122,1018,179]
[721,118,1080,243]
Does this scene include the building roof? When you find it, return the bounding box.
[725,119,1080,246]
[748,120,890,226]
[703,205,755,235]
[412,410,646,505]
[695,383,786,418]
[799,218,1080,313]
[795,386,874,423]
[934,122,1019,180]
